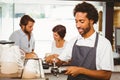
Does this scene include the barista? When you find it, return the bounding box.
[45,2,114,80]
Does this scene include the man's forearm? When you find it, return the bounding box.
[79,67,112,80]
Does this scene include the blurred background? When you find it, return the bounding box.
[0,0,119,59]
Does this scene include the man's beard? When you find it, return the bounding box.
[80,23,91,37]
[24,27,31,36]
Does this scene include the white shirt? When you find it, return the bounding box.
[59,32,114,71]
[9,29,35,53]
[51,40,67,55]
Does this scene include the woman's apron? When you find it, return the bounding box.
[67,33,99,80]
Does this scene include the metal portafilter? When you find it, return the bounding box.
[51,58,59,77]
[42,60,49,69]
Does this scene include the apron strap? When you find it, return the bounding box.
[94,32,99,47]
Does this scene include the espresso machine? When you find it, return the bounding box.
[42,58,67,78]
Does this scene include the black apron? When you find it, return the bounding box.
[67,33,99,80]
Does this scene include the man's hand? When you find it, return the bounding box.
[25,52,38,59]
[65,66,82,77]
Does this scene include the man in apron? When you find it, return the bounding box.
[45,2,114,80]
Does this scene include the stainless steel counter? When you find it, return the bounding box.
[43,66,68,80]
